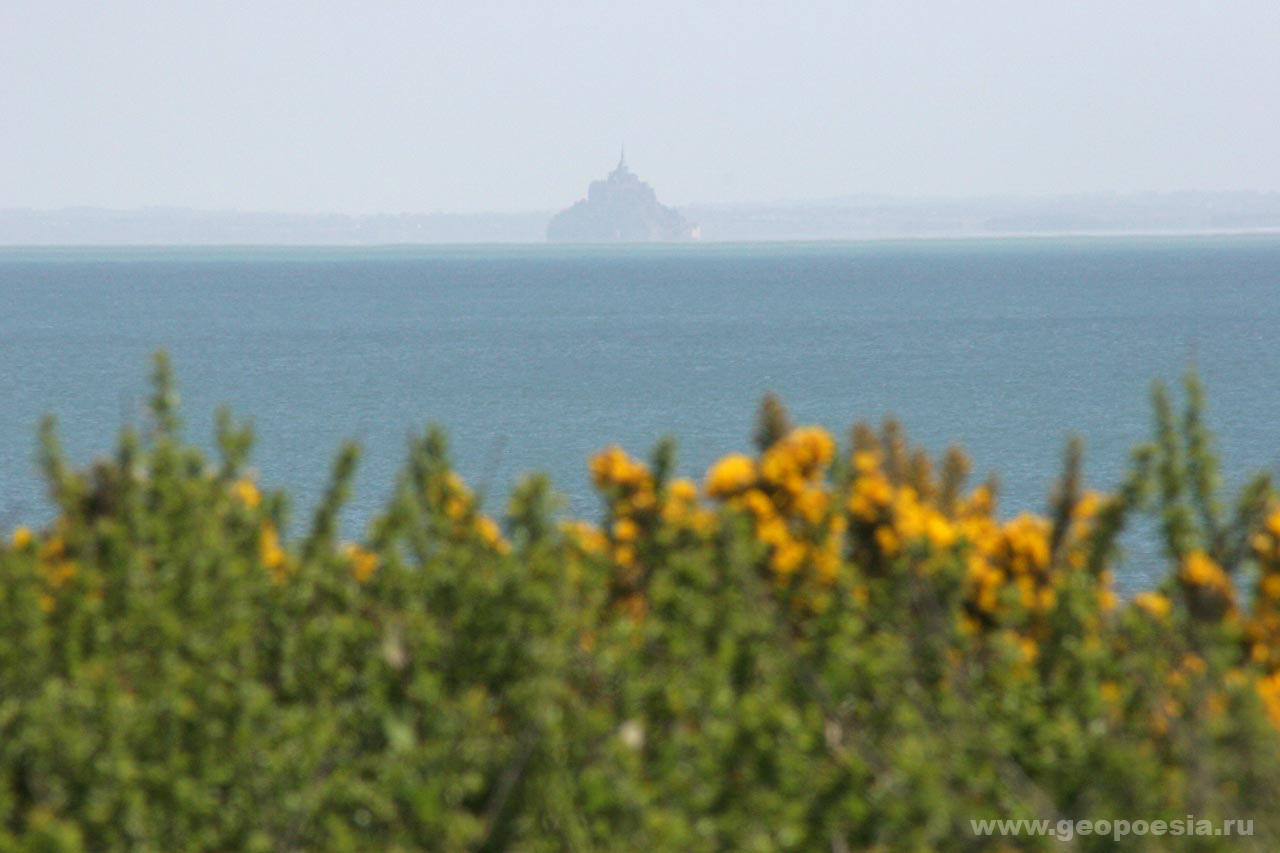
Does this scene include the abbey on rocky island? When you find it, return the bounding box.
[547,151,699,243]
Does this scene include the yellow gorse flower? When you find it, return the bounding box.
[704,453,756,499]
[704,427,852,587]
[260,522,288,582]
[342,543,379,583]
[591,446,651,492]
[1134,591,1172,620]
[612,517,639,542]
[444,497,468,521]
[660,478,702,526]
[668,478,698,503]
[1181,550,1230,592]
[39,535,65,563]
[563,520,608,556]
[1257,672,1280,730]
[43,560,78,589]
[475,516,510,555]
[230,478,261,509]
[10,526,32,549]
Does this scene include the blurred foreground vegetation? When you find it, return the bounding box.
[4,356,1280,851]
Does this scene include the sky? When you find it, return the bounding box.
[3,0,1279,214]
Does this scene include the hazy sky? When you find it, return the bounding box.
[4,1,1278,214]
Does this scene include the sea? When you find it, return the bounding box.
[3,236,1279,591]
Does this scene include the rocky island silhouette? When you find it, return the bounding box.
[547,151,699,242]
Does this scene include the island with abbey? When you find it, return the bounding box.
[547,151,699,243]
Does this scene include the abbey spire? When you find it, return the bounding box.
[611,146,631,179]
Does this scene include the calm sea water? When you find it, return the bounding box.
[3,237,1279,589]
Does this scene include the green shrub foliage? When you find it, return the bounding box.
[4,354,1280,851]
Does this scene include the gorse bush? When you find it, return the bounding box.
[3,354,1280,851]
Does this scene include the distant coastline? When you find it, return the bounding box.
[4,191,1280,246]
